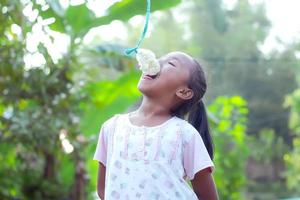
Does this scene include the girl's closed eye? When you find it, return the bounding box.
[168,61,176,67]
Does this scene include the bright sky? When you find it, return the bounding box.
[249,0,300,53]
[21,0,300,68]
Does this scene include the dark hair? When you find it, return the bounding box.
[171,59,214,160]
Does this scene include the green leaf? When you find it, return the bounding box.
[65,4,96,36]
[79,71,141,136]
[37,0,181,37]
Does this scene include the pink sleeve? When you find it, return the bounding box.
[183,130,214,180]
[93,123,108,166]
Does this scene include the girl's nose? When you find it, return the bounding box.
[158,59,165,70]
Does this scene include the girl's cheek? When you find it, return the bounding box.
[161,65,173,73]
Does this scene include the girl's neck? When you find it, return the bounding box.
[137,96,171,118]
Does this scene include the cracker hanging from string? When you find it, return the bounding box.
[124,0,161,76]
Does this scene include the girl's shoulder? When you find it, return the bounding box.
[174,117,200,141]
[101,113,122,129]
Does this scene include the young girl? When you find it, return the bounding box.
[93,51,219,200]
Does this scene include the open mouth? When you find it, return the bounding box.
[143,74,159,80]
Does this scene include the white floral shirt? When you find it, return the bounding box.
[93,113,214,200]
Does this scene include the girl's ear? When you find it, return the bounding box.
[176,87,194,100]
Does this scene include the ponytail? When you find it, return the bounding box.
[188,99,214,160]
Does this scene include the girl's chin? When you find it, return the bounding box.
[138,80,153,88]
[137,84,156,95]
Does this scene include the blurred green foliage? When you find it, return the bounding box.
[209,96,249,200]
[284,138,300,193]
[283,89,300,194]
[284,89,300,135]
[246,128,289,199]
[248,128,288,164]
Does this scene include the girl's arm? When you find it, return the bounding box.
[97,162,106,200]
[191,167,219,200]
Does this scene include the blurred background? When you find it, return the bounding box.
[0,0,300,199]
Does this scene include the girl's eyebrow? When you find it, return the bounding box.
[168,57,181,66]
[170,56,181,61]
[160,55,181,66]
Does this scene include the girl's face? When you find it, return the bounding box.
[137,51,194,99]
